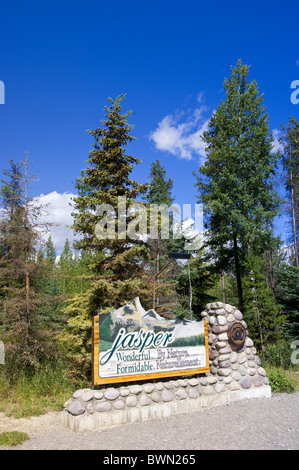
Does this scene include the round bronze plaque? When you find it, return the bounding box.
[228,322,246,350]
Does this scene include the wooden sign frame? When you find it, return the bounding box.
[92,314,210,387]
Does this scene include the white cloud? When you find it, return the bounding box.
[272,129,283,154]
[197,91,204,103]
[296,59,299,66]
[149,99,212,162]
[34,191,78,254]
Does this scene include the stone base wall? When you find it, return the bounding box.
[61,302,271,432]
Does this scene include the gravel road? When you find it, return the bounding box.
[1,392,299,450]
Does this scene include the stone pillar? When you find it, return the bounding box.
[201,302,269,391]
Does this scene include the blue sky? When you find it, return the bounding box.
[0,0,298,251]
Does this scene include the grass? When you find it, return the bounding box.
[0,358,298,420]
[0,432,29,447]
[264,364,299,393]
[0,364,86,418]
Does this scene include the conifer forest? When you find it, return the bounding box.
[0,62,298,401]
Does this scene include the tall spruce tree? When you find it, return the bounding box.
[276,264,299,341]
[144,159,193,316]
[0,159,23,302]
[61,96,149,375]
[144,160,177,314]
[57,240,93,296]
[175,249,216,320]
[146,159,174,206]
[279,116,299,267]
[0,156,57,375]
[71,94,148,301]
[242,254,284,354]
[195,60,281,311]
[45,236,56,266]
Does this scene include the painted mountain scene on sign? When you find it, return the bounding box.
[98,297,206,350]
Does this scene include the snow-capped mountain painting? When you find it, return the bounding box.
[98,297,206,349]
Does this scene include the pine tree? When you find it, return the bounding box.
[146,159,174,206]
[57,240,93,296]
[72,94,149,296]
[242,254,285,354]
[58,239,74,295]
[175,249,216,320]
[61,96,149,376]
[0,156,59,375]
[0,159,23,302]
[59,239,73,267]
[72,95,147,252]
[0,158,23,215]
[144,160,177,314]
[195,60,281,311]
[279,116,299,267]
[45,236,56,266]
[276,264,299,341]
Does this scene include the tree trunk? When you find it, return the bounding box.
[221,270,226,304]
[25,270,30,347]
[156,235,160,308]
[266,220,276,295]
[233,234,244,312]
[290,170,299,267]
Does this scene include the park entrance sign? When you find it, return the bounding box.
[92,297,209,386]
[64,301,271,432]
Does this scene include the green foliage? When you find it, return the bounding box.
[45,236,56,265]
[1,92,298,403]
[279,116,299,266]
[72,94,148,254]
[195,60,282,310]
[263,341,296,369]
[242,254,285,350]
[144,159,184,316]
[57,240,94,296]
[276,264,299,340]
[0,158,62,376]
[207,272,239,308]
[175,250,216,320]
[0,158,23,213]
[61,95,151,376]
[58,292,94,378]
[146,159,174,206]
[267,366,295,393]
[170,334,205,347]
[0,360,83,417]
[0,432,29,447]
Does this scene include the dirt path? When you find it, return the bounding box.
[1,392,299,450]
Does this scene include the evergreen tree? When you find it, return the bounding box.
[0,158,23,215]
[71,94,148,296]
[144,160,178,315]
[242,254,285,354]
[61,96,149,375]
[279,116,299,267]
[195,60,281,311]
[45,236,56,266]
[37,236,64,333]
[58,239,74,295]
[276,264,299,341]
[0,158,23,259]
[146,159,174,206]
[57,240,93,296]
[175,249,216,320]
[59,239,73,268]
[72,94,147,255]
[0,156,59,375]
